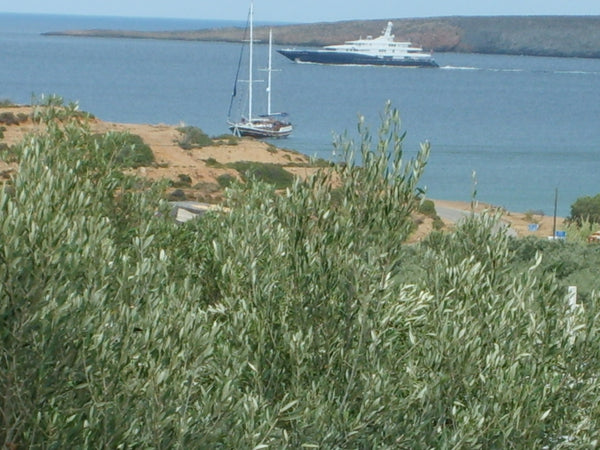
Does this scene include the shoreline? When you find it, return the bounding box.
[42,15,600,60]
[432,199,564,239]
[0,105,564,239]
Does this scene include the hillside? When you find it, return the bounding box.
[44,16,600,58]
[0,106,315,205]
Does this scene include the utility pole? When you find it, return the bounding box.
[553,187,558,238]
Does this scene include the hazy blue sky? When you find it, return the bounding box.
[3,0,600,23]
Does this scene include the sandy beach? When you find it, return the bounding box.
[1,105,564,240]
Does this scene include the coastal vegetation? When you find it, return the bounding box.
[177,126,240,149]
[2,106,153,170]
[176,125,215,149]
[95,131,155,168]
[227,160,294,189]
[418,198,444,230]
[2,100,600,447]
[569,193,600,226]
[0,111,28,126]
[45,16,600,59]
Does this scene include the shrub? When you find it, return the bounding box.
[204,157,221,167]
[0,112,20,125]
[418,199,444,229]
[569,193,600,225]
[418,198,437,217]
[227,161,294,189]
[193,181,220,193]
[3,100,600,448]
[564,218,600,244]
[213,133,240,145]
[0,143,19,162]
[174,173,192,187]
[31,95,93,123]
[95,131,154,168]
[509,236,600,301]
[177,126,213,149]
[432,215,445,230]
[168,188,186,200]
[216,173,236,188]
[1,100,179,446]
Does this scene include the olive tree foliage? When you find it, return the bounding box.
[2,99,600,448]
[0,99,207,447]
[415,215,600,447]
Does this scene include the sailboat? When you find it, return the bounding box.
[227,2,292,138]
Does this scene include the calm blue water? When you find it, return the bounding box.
[1,14,599,216]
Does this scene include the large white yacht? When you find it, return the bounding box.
[278,22,438,68]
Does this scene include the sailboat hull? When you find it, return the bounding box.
[229,119,293,138]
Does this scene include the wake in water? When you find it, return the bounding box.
[440,65,524,73]
[439,65,524,72]
[439,65,479,71]
[440,65,600,76]
[549,69,600,76]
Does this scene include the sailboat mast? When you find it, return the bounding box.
[267,29,272,116]
[248,1,254,121]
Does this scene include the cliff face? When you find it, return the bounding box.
[45,16,600,58]
[260,16,600,58]
[444,16,600,58]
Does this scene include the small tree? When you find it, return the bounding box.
[96,131,155,168]
[569,193,600,226]
[177,126,213,149]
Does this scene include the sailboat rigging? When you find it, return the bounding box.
[227,1,292,138]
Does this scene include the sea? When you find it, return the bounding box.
[1,13,599,216]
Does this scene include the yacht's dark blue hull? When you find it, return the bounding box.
[277,49,439,68]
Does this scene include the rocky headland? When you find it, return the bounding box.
[44,16,600,59]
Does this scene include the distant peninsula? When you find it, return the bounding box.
[44,16,600,59]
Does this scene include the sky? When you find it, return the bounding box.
[2,0,600,23]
